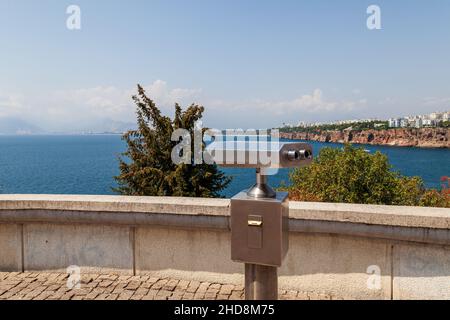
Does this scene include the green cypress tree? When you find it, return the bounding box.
[113,84,231,197]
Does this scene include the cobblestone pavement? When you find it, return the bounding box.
[0,272,312,300]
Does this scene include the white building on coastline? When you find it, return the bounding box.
[388,110,449,128]
[284,111,449,130]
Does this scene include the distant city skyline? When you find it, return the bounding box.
[1,0,450,132]
[283,110,450,129]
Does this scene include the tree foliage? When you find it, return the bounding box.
[285,144,449,207]
[280,121,389,133]
[113,84,231,197]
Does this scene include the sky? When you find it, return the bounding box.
[0,0,449,132]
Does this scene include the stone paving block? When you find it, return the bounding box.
[35,292,52,300]
[95,293,109,300]
[229,291,243,300]
[186,280,200,293]
[234,285,244,291]
[219,284,234,295]
[209,283,221,290]
[117,290,134,300]
[85,291,100,300]
[163,279,179,291]
[151,279,169,290]
[182,292,195,300]
[204,292,217,300]
[155,289,172,300]
[0,271,309,301]
[176,280,190,290]
[142,289,159,300]
[206,287,219,295]
[118,275,131,281]
[141,278,159,289]
[134,288,149,296]
[126,280,141,290]
[99,280,114,288]
[169,291,184,300]
[197,282,211,293]
[105,293,119,300]
[102,286,116,294]
[147,277,160,284]
[47,284,61,291]
[193,292,205,300]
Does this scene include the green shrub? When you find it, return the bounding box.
[419,189,450,207]
[285,144,448,207]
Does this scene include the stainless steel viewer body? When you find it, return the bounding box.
[231,191,289,267]
[207,141,313,169]
[207,139,313,300]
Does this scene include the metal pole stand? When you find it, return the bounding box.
[245,264,278,300]
[245,169,278,300]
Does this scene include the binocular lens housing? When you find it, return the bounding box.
[299,149,311,159]
[286,150,300,161]
[286,149,312,161]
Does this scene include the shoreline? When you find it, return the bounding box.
[282,137,450,150]
[280,128,450,149]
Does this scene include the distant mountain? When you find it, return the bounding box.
[82,119,136,134]
[0,117,44,135]
[0,117,136,135]
[101,119,136,133]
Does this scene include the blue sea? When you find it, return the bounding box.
[0,135,448,198]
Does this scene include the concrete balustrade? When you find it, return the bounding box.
[0,194,449,299]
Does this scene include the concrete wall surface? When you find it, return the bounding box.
[0,194,449,299]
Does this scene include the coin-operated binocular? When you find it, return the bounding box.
[206,139,313,300]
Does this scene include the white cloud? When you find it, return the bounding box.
[0,93,25,117]
[423,96,450,107]
[201,89,369,129]
[0,81,202,131]
[48,81,202,122]
[143,80,202,107]
[0,83,368,131]
[209,89,366,114]
[268,89,340,113]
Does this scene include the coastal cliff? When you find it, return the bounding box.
[280,128,450,148]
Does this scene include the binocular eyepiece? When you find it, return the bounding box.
[286,149,312,161]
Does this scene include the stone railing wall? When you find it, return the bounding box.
[1,195,449,299]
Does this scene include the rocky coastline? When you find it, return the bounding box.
[280,128,450,148]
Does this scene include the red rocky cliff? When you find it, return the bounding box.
[280,128,450,148]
